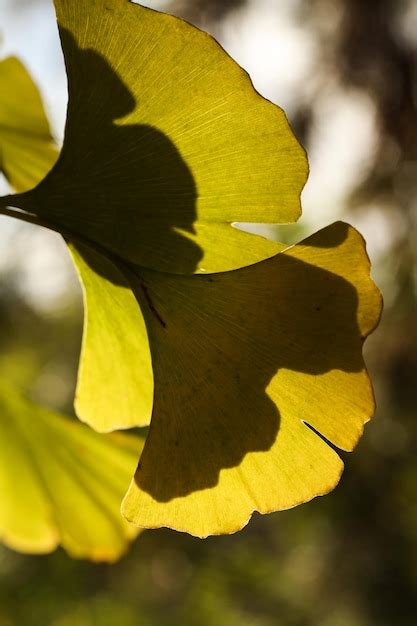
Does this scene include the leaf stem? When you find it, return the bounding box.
[0,204,63,235]
[0,203,166,326]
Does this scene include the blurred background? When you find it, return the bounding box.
[0,0,416,624]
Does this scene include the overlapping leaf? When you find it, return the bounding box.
[0,0,383,540]
[120,222,382,536]
[1,0,306,274]
[0,383,143,560]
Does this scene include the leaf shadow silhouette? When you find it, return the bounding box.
[17,27,203,274]
[122,223,366,502]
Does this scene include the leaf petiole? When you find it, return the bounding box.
[0,203,62,234]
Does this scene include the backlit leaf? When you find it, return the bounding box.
[121,222,382,537]
[0,383,143,561]
[3,0,307,273]
[0,8,382,538]
[69,244,153,431]
[0,57,58,193]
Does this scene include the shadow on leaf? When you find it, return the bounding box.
[31,34,369,505]
[121,223,366,501]
[16,28,203,274]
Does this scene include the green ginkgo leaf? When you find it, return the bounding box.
[2,0,307,274]
[121,222,382,536]
[0,57,58,193]
[0,382,143,561]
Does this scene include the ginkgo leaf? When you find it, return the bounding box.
[120,222,382,537]
[0,382,143,561]
[0,7,382,541]
[0,57,58,193]
[68,244,153,432]
[2,0,307,274]
[0,59,154,433]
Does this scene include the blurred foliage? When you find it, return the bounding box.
[168,0,246,25]
[0,0,416,624]
[0,260,81,414]
[303,0,417,312]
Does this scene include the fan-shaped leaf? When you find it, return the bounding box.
[121,222,382,536]
[0,10,382,540]
[3,0,306,273]
[0,383,143,560]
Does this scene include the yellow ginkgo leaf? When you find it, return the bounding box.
[69,243,154,432]
[121,222,382,537]
[3,0,306,274]
[0,383,143,561]
[0,57,58,193]
[0,5,382,540]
